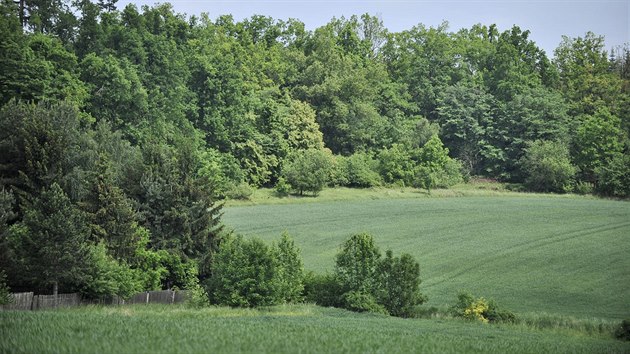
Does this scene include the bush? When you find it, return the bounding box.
[274,177,291,197]
[207,235,279,307]
[341,291,388,314]
[615,319,630,341]
[303,272,344,307]
[376,251,427,317]
[338,153,381,188]
[521,140,576,193]
[274,232,305,303]
[595,153,630,198]
[573,181,594,195]
[451,291,517,324]
[206,233,304,307]
[335,233,381,294]
[282,149,333,196]
[331,233,426,317]
[377,144,415,186]
[225,182,254,200]
[0,270,11,305]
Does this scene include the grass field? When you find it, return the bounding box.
[222,189,630,320]
[1,304,627,353]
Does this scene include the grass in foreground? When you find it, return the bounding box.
[1,304,627,354]
[222,191,630,320]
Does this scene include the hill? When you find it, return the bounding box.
[223,191,630,320]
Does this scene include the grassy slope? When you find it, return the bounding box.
[222,188,630,320]
[1,305,627,354]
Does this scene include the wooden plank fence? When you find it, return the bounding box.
[0,290,191,311]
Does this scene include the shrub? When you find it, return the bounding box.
[303,271,344,307]
[335,233,381,294]
[615,319,630,341]
[573,181,594,195]
[0,270,11,305]
[341,153,381,188]
[520,140,576,193]
[274,232,305,303]
[451,291,517,324]
[225,182,254,200]
[377,144,415,186]
[282,149,333,196]
[341,290,388,314]
[595,153,630,198]
[376,251,427,317]
[206,233,305,307]
[274,177,291,197]
[207,235,279,307]
[413,136,463,193]
[331,233,426,317]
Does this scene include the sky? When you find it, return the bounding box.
[116,0,629,56]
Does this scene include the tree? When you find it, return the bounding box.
[335,233,381,294]
[413,135,463,193]
[282,149,333,195]
[274,232,304,303]
[573,107,624,181]
[376,250,426,317]
[521,140,576,193]
[595,153,630,198]
[207,234,304,307]
[10,183,90,295]
[436,82,500,175]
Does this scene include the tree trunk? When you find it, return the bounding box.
[52,281,58,296]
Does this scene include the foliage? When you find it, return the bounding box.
[335,153,382,188]
[615,319,630,341]
[594,152,630,198]
[376,250,427,317]
[377,144,415,186]
[225,182,254,200]
[1,0,629,307]
[0,270,10,305]
[282,149,333,195]
[413,135,463,193]
[335,233,381,294]
[333,233,426,317]
[303,271,344,307]
[451,292,516,324]
[274,232,305,303]
[207,233,304,307]
[341,290,388,314]
[9,183,91,294]
[521,140,576,193]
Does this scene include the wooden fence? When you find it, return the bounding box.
[0,290,191,311]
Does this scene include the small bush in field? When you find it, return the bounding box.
[225,182,254,200]
[451,291,516,324]
[303,272,344,307]
[341,290,388,314]
[615,319,630,341]
[331,233,426,317]
[206,233,304,307]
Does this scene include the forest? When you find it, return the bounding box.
[0,0,629,301]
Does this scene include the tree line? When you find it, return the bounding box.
[0,0,629,299]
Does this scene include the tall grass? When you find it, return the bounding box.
[1,304,628,353]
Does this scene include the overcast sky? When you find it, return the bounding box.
[116,0,629,56]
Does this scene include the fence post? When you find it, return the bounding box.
[146,291,149,304]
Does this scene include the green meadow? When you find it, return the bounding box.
[223,191,630,320]
[1,304,627,354]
